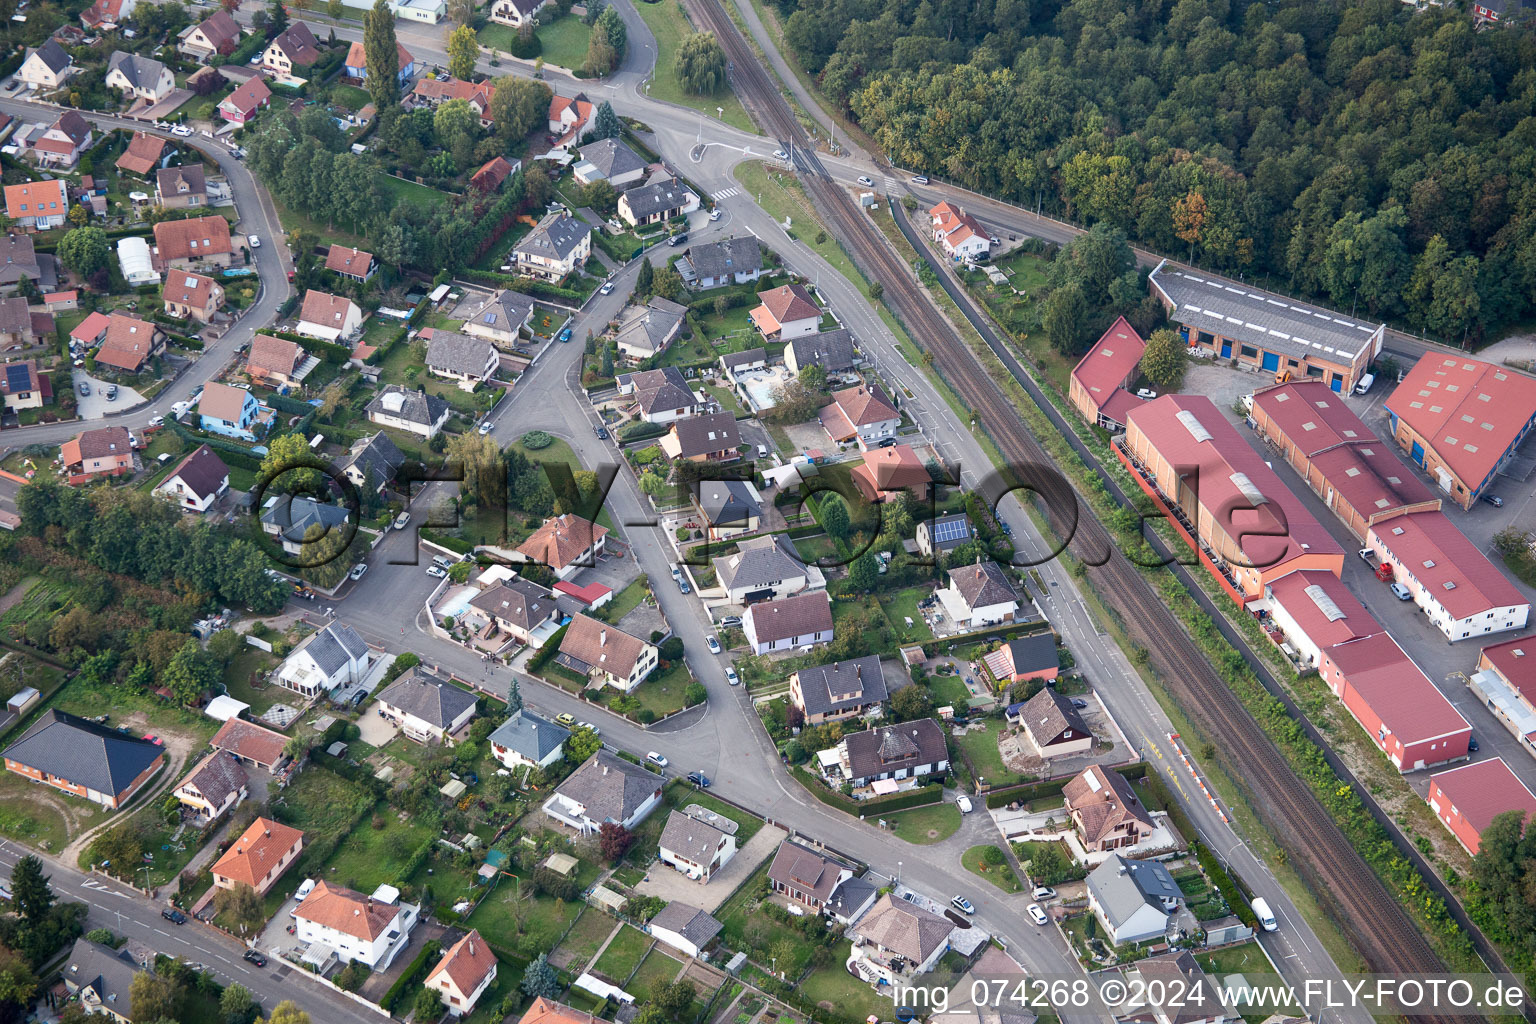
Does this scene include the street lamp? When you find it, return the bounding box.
[897,860,902,885]
[716,106,723,121]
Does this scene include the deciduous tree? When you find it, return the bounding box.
[447,24,479,79]
[1138,328,1187,391]
[363,0,401,108]
[675,32,727,95]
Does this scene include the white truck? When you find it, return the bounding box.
[1251,896,1278,932]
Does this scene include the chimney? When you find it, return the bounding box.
[600,630,607,647]
[1118,862,1128,876]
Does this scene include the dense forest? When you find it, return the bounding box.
[770,0,1536,340]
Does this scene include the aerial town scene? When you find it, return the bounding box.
[0,0,1532,1022]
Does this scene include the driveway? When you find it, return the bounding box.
[634,823,786,913]
[72,370,147,420]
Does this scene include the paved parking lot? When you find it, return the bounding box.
[71,370,147,420]
[634,822,786,913]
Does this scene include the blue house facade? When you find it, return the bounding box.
[345,40,416,88]
[198,383,263,441]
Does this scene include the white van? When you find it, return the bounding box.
[1353,372,1376,395]
[1251,896,1278,931]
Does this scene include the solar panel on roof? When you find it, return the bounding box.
[5,364,29,391]
[931,518,969,544]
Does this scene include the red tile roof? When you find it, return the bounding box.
[212,817,304,888]
[851,444,928,500]
[1126,394,1343,572]
[70,311,112,345]
[325,244,375,277]
[1372,511,1526,621]
[1428,758,1536,849]
[427,929,496,998]
[220,76,271,117]
[210,718,288,767]
[1253,380,1373,456]
[1071,317,1146,413]
[553,580,613,605]
[1480,635,1536,706]
[345,39,414,70]
[164,271,220,310]
[756,283,820,325]
[154,215,232,262]
[829,384,898,427]
[116,132,166,176]
[294,881,398,940]
[516,514,607,571]
[95,314,160,372]
[1389,355,1536,492]
[1327,632,1470,746]
[1266,569,1377,650]
[4,180,67,221]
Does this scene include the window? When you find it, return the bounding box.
[1240,345,1258,358]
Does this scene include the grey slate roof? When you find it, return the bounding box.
[377,668,478,729]
[1149,261,1381,366]
[629,365,697,416]
[788,329,857,373]
[793,655,887,718]
[0,235,41,287]
[1004,633,1059,676]
[3,710,161,795]
[650,901,722,949]
[852,893,953,962]
[1015,685,1086,744]
[295,622,370,678]
[695,480,759,526]
[515,213,591,262]
[684,237,762,282]
[718,348,766,371]
[1085,855,1180,933]
[669,411,740,459]
[367,385,450,428]
[165,444,229,502]
[469,577,555,631]
[614,296,687,356]
[659,807,731,863]
[180,751,247,808]
[826,874,878,921]
[554,750,662,825]
[29,39,72,75]
[767,839,849,903]
[338,432,406,493]
[426,329,496,377]
[156,164,206,200]
[712,534,800,594]
[64,938,139,1010]
[108,50,168,90]
[843,718,947,782]
[260,495,352,539]
[469,290,536,335]
[948,560,1019,610]
[622,177,696,221]
[577,137,647,180]
[488,709,569,762]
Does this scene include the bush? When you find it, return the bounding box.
[522,430,553,449]
[380,940,442,1012]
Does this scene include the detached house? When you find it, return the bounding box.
[1063,765,1157,853]
[172,751,248,821]
[3,180,68,231]
[546,93,594,148]
[555,613,658,693]
[260,496,352,556]
[750,282,821,340]
[543,750,664,833]
[0,236,41,291]
[367,386,450,439]
[617,176,699,227]
[941,560,1021,628]
[297,290,362,342]
[212,817,304,896]
[115,132,166,177]
[106,51,175,103]
[3,710,163,810]
[489,0,549,28]
[489,710,570,771]
[515,513,608,580]
[325,244,377,282]
[426,330,500,389]
[61,426,136,481]
[929,201,991,261]
[375,668,479,744]
[181,9,243,60]
[155,165,207,209]
[0,298,36,350]
[17,40,74,92]
[338,432,406,495]
[831,718,949,791]
[848,894,953,983]
[292,882,418,971]
[768,840,858,912]
[695,479,761,540]
[427,931,498,1017]
[850,444,929,504]
[246,335,306,387]
[162,271,223,322]
[984,632,1059,685]
[275,622,372,699]
[0,359,44,414]
[658,805,737,883]
[218,76,272,125]
[62,939,139,1024]
[95,314,166,372]
[154,215,233,270]
[471,156,517,193]
[648,902,723,959]
[197,381,265,441]
[618,366,708,425]
[785,328,857,375]
[1011,686,1091,758]
[659,411,741,463]
[469,577,560,645]
[819,383,900,450]
[574,137,648,187]
[790,655,888,725]
[613,296,687,360]
[82,0,135,30]
[31,110,93,169]
[513,213,591,282]
[742,591,833,655]
[262,22,322,77]
[712,535,816,605]
[1085,855,1182,945]
[155,444,230,512]
[678,237,762,290]
[463,289,535,348]
[344,40,416,87]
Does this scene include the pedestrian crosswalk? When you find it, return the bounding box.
[713,187,741,200]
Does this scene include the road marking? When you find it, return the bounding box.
[714,187,740,199]
[154,928,170,937]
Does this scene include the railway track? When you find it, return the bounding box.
[686,0,1480,1012]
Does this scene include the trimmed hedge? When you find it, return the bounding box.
[461,270,585,304]
[420,529,473,554]
[527,623,570,673]
[1193,841,1258,929]
[788,766,943,814]
[984,761,1146,808]
[379,940,442,1013]
[619,421,666,442]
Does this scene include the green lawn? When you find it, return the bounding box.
[927,673,971,708]
[961,844,1023,893]
[951,722,1025,788]
[883,802,961,845]
[633,0,757,135]
[222,647,285,715]
[0,767,106,854]
[471,886,587,958]
[320,809,436,894]
[550,904,619,972]
[799,948,901,1021]
[510,434,580,469]
[881,585,935,643]
[269,765,374,849]
[627,947,683,1001]
[479,15,592,70]
[793,534,837,565]
[690,304,760,344]
[605,579,649,621]
[592,922,652,980]
[376,173,454,213]
[715,866,819,976]
[330,83,371,111]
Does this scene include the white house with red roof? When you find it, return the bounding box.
[427,930,498,1016]
[30,111,93,169]
[1069,316,1146,430]
[292,881,418,970]
[218,76,272,125]
[818,383,900,451]
[547,93,594,149]
[81,0,135,31]
[1427,758,1536,855]
[929,201,991,261]
[1366,510,1529,642]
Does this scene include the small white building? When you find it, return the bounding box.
[154,444,229,513]
[657,805,738,883]
[292,881,418,971]
[938,561,1021,629]
[296,291,363,343]
[426,930,498,1017]
[488,710,570,770]
[648,902,723,959]
[274,623,372,699]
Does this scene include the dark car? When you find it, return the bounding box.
[1469,735,1480,753]
[669,232,689,247]
[242,950,267,967]
[558,327,573,342]
[595,426,608,439]
[1482,494,1505,508]
[162,908,187,925]
[687,771,711,788]
[1071,698,1089,709]
[877,437,898,448]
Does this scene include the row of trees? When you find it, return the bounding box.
[778,0,1536,341]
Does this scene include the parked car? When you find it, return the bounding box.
[1027,904,1048,926]
[956,795,973,813]
[757,444,769,459]
[718,615,742,628]
[595,426,608,439]
[1071,698,1089,709]
[556,713,576,727]
[669,232,689,247]
[393,512,411,530]
[876,437,898,448]
[1390,582,1412,601]
[558,327,572,342]
[78,381,90,396]
[687,771,711,788]
[242,950,267,967]
[951,896,975,915]
[706,635,721,654]
[578,721,599,737]
[105,385,118,401]
[645,751,669,769]
[478,421,493,435]
[349,563,368,581]
[162,908,187,925]
[678,578,691,594]
[600,282,614,295]
[1031,886,1056,901]
[1469,735,1480,753]
[426,566,447,579]
[857,175,874,187]
[294,879,316,902]
[725,667,740,686]
[1482,493,1505,507]
[171,124,192,137]
[911,175,929,185]
[148,414,164,426]
[248,234,261,249]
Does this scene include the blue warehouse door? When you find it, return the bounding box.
[1221,343,1232,359]
[1261,352,1280,372]
[1411,441,1425,465]
[1330,377,1343,392]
